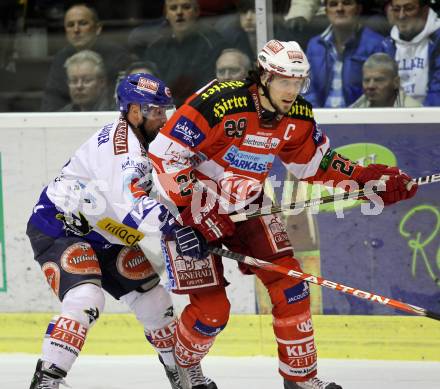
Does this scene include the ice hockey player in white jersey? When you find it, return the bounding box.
[26,73,217,389]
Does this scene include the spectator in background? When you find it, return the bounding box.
[216,48,252,82]
[41,3,131,111]
[235,0,258,59]
[350,52,422,107]
[115,60,161,93]
[284,1,393,47]
[218,0,291,61]
[381,0,440,105]
[362,0,393,36]
[60,50,112,112]
[128,0,238,58]
[284,0,322,47]
[124,60,161,78]
[284,0,321,30]
[306,0,384,107]
[142,0,226,107]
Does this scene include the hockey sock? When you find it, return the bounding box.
[41,283,105,372]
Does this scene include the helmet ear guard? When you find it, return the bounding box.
[258,40,311,94]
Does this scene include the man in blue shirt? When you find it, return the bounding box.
[305,0,384,107]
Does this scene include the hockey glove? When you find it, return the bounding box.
[174,225,209,259]
[179,201,235,242]
[356,164,418,206]
[158,206,209,259]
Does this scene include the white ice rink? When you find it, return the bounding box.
[2,354,439,389]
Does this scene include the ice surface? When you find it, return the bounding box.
[2,354,439,389]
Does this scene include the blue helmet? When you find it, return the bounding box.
[117,73,173,113]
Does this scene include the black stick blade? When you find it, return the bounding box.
[425,310,440,322]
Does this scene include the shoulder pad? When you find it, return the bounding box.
[286,95,314,122]
[189,80,252,127]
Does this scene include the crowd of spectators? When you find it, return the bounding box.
[0,0,440,112]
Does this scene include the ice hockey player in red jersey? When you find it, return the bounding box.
[148,40,418,388]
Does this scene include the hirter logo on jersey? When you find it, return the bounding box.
[137,77,159,94]
[170,116,205,147]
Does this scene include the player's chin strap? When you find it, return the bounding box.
[207,246,440,322]
[230,173,440,222]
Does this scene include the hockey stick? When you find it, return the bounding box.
[208,246,440,322]
[230,173,440,222]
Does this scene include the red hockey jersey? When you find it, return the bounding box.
[149,79,361,210]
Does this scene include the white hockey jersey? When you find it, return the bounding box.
[29,116,167,247]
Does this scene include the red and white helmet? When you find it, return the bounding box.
[258,40,310,92]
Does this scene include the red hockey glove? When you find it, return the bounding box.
[179,201,235,242]
[356,164,418,206]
